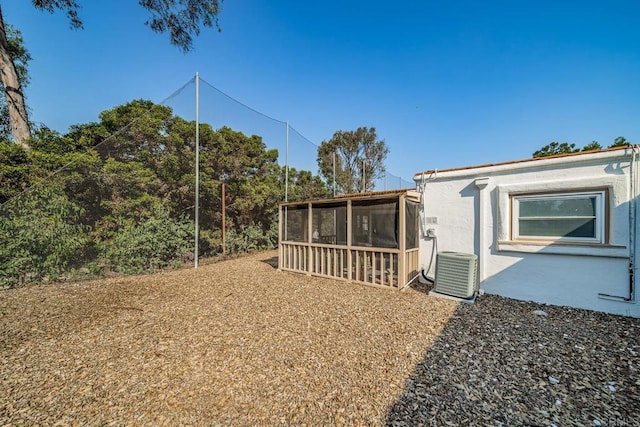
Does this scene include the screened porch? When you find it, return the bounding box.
[278,189,421,289]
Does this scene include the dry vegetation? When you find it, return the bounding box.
[1,251,638,426]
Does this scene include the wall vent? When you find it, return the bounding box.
[434,252,478,299]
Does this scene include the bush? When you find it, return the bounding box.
[0,186,91,287]
[101,205,193,274]
[225,223,277,255]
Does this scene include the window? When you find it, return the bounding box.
[512,191,605,243]
[312,202,347,245]
[284,206,308,242]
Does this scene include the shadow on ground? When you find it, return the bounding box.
[404,279,433,296]
[260,256,279,269]
[385,295,640,426]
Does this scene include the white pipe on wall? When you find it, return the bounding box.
[474,177,490,285]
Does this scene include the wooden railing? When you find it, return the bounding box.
[405,248,420,285]
[280,242,308,272]
[280,242,419,289]
[349,247,399,288]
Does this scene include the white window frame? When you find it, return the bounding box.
[511,191,606,244]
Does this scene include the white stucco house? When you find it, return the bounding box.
[414,146,640,318]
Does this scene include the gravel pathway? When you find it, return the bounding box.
[1,251,638,426]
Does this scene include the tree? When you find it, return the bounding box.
[533,136,632,158]
[610,136,630,148]
[0,8,31,146]
[1,96,331,284]
[0,1,224,146]
[582,141,602,152]
[285,168,329,202]
[0,24,31,142]
[317,127,389,194]
[532,142,579,158]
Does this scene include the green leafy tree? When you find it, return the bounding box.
[532,142,580,158]
[582,141,602,152]
[534,137,632,158]
[317,127,389,194]
[286,167,329,202]
[0,97,328,284]
[0,1,224,145]
[610,136,630,148]
[0,140,29,204]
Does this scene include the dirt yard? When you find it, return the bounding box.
[1,250,638,426]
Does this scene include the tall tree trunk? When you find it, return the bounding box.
[0,5,30,148]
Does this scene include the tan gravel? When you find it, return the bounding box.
[1,250,638,426]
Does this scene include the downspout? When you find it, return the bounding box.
[630,145,639,302]
[474,177,490,292]
[599,145,639,303]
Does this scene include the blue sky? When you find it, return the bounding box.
[4,0,640,181]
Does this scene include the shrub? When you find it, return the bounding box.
[225,223,277,255]
[101,204,193,274]
[0,186,91,287]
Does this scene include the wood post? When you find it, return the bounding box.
[307,202,313,275]
[399,195,406,289]
[347,200,352,281]
[278,205,283,270]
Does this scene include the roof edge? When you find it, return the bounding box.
[413,145,632,180]
[280,188,419,207]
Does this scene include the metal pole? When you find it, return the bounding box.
[194,72,200,268]
[285,121,289,202]
[362,161,366,192]
[284,122,289,245]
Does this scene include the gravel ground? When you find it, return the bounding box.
[1,250,638,426]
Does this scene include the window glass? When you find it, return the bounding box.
[519,218,596,238]
[519,197,596,217]
[513,192,604,243]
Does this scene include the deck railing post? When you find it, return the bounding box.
[399,195,406,289]
[307,202,313,275]
[278,205,283,270]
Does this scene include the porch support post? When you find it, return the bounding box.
[278,205,283,270]
[307,202,313,275]
[399,194,406,289]
[347,199,352,281]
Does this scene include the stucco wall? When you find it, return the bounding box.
[417,150,640,317]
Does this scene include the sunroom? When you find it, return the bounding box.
[278,189,421,289]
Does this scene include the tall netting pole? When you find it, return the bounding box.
[362,161,366,193]
[195,72,200,268]
[284,121,289,246]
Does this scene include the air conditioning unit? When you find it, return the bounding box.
[433,252,478,299]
